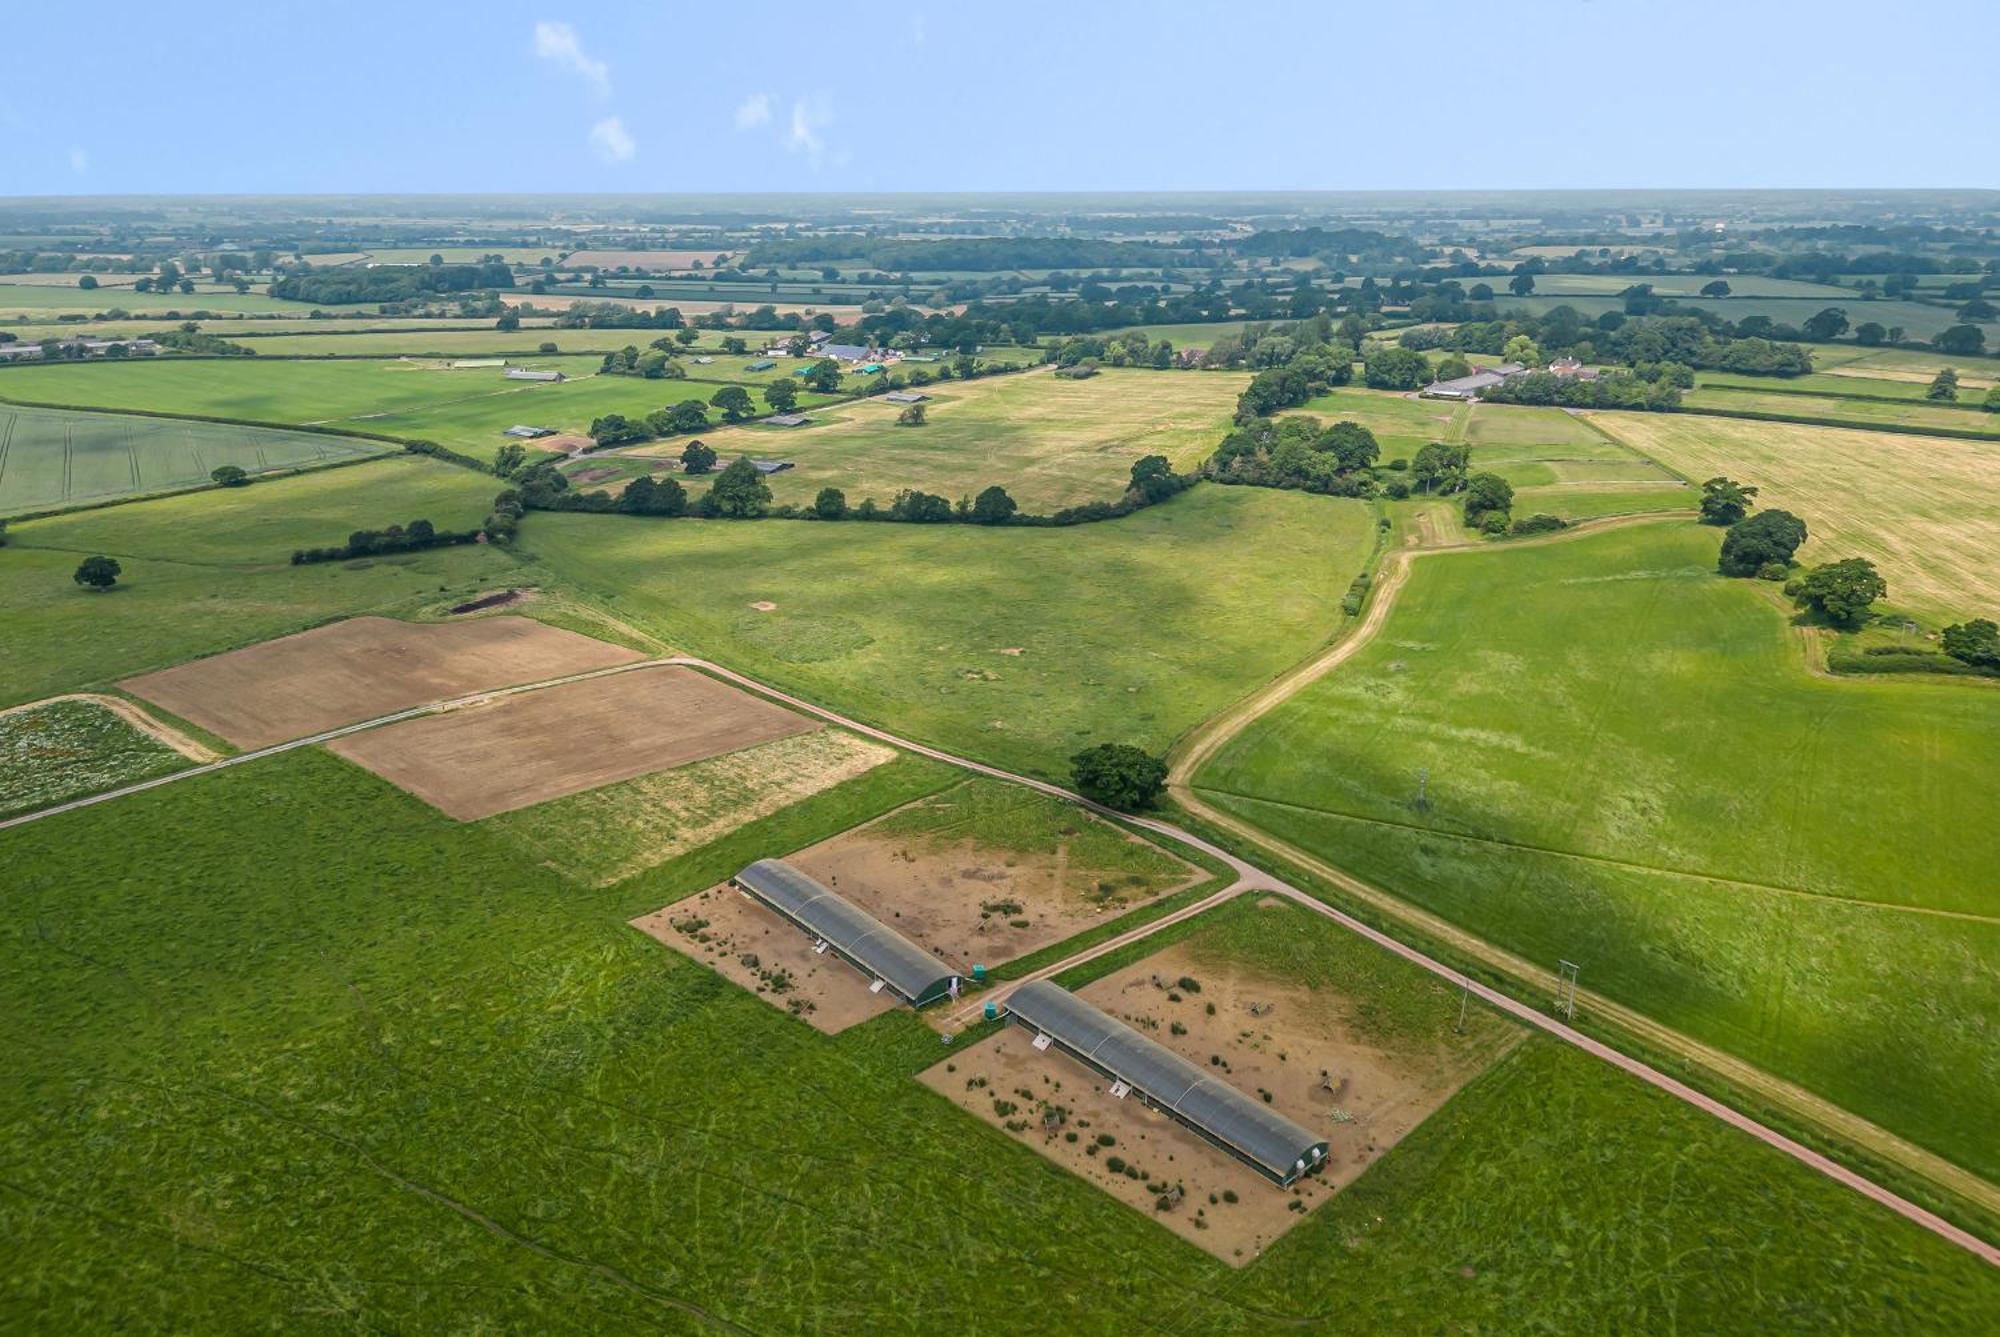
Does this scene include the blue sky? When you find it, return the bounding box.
[1,1,1993,196]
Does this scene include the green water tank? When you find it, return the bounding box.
[983,1001,999,1021]
[972,963,988,983]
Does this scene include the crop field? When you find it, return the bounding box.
[1828,346,2000,384]
[1598,413,2000,617]
[328,665,817,820]
[0,282,314,315]
[0,458,523,705]
[0,403,389,515]
[0,355,590,430]
[1680,384,2000,437]
[0,697,189,818]
[126,614,644,749]
[230,330,613,356]
[524,485,1378,780]
[1,752,1990,1329]
[1195,521,2000,1176]
[1696,369,1997,401]
[1516,273,1856,299]
[623,367,1244,511]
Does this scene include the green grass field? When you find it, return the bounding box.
[0,282,317,316]
[617,367,1244,512]
[1502,293,1969,342]
[1457,404,1693,520]
[2,761,1990,1331]
[0,698,189,818]
[0,456,519,705]
[522,485,1377,780]
[1290,387,1461,460]
[0,403,389,516]
[1195,520,2000,1177]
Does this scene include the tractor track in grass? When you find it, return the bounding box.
[4,520,1995,1261]
[1164,507,2000,1236]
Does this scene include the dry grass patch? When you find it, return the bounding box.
[487,729,895,885]
[629,368,1244,511]
[121,615,644,748]
[327,665,816,820]
[1596,414,2000,617]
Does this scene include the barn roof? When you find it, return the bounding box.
[1006,980,1328,1184]
[732,859,958,1006]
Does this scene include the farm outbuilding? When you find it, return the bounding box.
[765,414,811,427]
[744,358,777,371]
[731,859,960,1007]
[504,366,565,382]
[1005,980,1329,1186]
[883,391,927,404]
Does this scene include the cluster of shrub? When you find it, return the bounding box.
[149,322,255,356]
[1924,367,2000,411]
[291,518,480,565]
[1478,366,1685,411]
[1402,311,1816,378]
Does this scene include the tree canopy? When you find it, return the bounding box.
[1791,558,1886,626]
[1069,743,1168,811]
[1698,476,1758,526]
[1718,509,1807,577]
[73,555,122,591]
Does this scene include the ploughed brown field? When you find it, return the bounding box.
[121,616,644,749]
[326,665,818,820]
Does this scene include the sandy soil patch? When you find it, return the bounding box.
[327,665,815,820]
[924,941,1515,1264]
[633,884,902,1034]
[782,803,1201,973]
[540,433,594,455]
[749,600,778,612]
[121,616,644,749]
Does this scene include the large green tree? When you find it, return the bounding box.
[1791,558,1886,626]
[1940,618,2000,668]
[706,457,772,518]
[1698,476,1758,526]
[1717,509,1807,577]
[680,440,718,475]
[1461,471,1514,525]
[73,555,122,591]
[710,385,755,422]
[1069,743,1168,811]
[970,485,1017,525]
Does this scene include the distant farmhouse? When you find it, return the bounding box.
[882,391,927,404]
[1421,362,1524,400]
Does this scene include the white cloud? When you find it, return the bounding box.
[733,93,772,131]
[786,96,831,162]
[534,21,609,97]
[67,146,89,174]
[589,116,636,163]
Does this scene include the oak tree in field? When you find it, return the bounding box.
[970,485,1017,525]
[78,274,97,290]
[704,457,772,518]
[1802,308,1849,341]
[710,385,755,422]
[1934,325,1986,356]
[1508,273,1535,297]
[1985,386,2000,413]
[1927,368,1959,402]
[74,555,122,591]
[813,486,847,519]
[1790,557,1886,626]
[1700,280,1731,298]
[805,358,842,392]
[1461,471,1514,526]
[1940,618,2000,668]
[619,474,687,517]
[680,440,717,475]
[1717,509,1807,577]
[588,413,651,447]
[661,400,710,434]
[1128,454,1179,504]
[1853,322,1887,346]
[1412,442,1470,494]
[1069,743,1168,811]
[209,464,249,487]
[1698,476,1758,525]
[763,378,799,412]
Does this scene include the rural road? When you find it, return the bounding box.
[4,644,1995,1267]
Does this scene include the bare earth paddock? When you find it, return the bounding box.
[923,934,1518,1264]
[120,615,645,748]
[632,885,903,1034]
[327,665,817,820]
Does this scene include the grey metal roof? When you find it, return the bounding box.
[734,859,957,1005]
[1006,980,1327,1182]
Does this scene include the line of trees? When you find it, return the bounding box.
[270,262,514,305]
[291,518,482,565]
